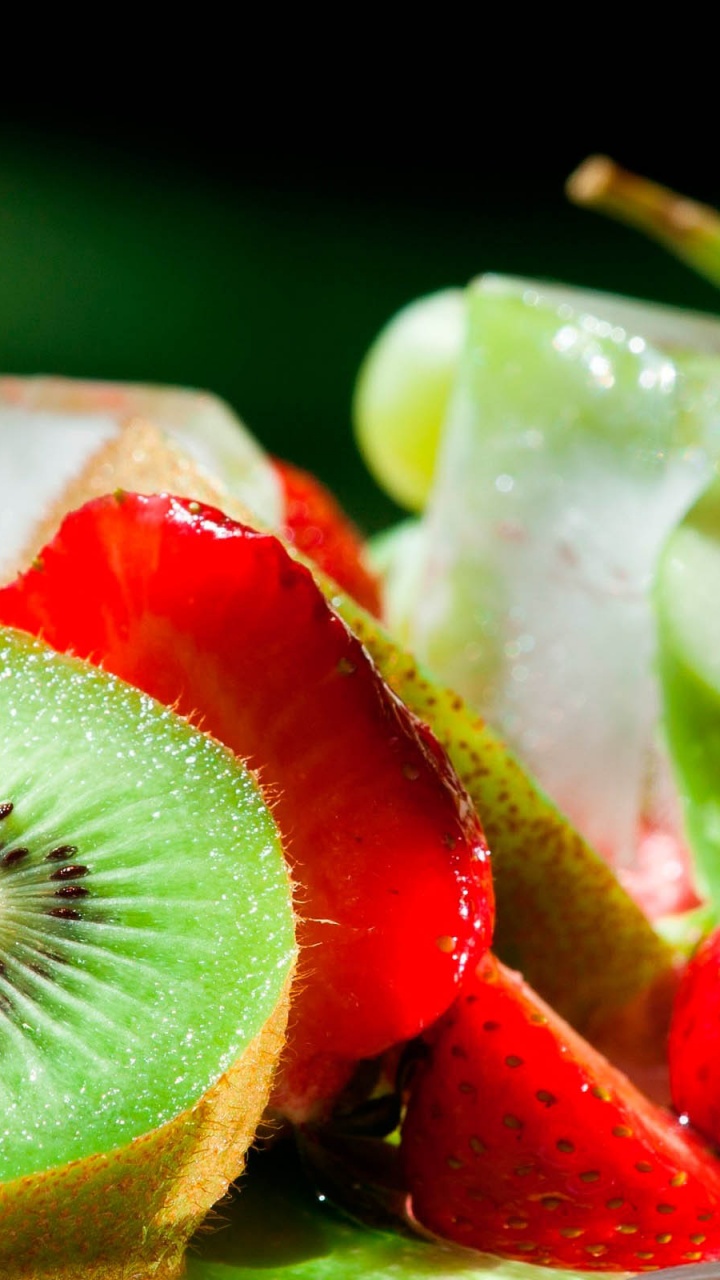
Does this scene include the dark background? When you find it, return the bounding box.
[1,107,718,532]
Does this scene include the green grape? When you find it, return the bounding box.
[353,288,465,511]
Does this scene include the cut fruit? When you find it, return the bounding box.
[274,456,382,615]
[669,924,720,1146]
[336,539,677,1043]
[0,400,675,1063]
[655,478,720,909]
[0,625,295,1277]
[0,375,282,581]
[387,282,711,878]
[352,274,720,522]
[0,492,494,1121]
[3,407,673,1051]
[402,953,720,1269]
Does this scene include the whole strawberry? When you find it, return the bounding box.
[670,925,720,1146]
[402,953,720,1270]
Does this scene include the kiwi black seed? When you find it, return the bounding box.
[0,625,296,1188]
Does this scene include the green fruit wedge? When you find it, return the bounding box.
[656,477,720,912]
[352,273,720,524]
[0,626,295,1278]
[383,283,713,882]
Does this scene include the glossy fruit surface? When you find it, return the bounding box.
[0,492,494,1119]
[0,628,293,1179]
[353,288,465,511]
[0,626,293,1278]
[383,283,712,880]
[274,456,381,614]
[655,478,720,909]
[669,925,720,1144]
[337,524,676,1042]
[402,953,720,1270]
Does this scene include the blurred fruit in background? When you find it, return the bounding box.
[1,111,720,534]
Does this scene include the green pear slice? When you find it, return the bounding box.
[386,284,712,874]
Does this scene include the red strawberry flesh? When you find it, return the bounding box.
[670,926,720,1147]
[402,953,720,1270]
[274,457,382,616]
[0,492,493,1118]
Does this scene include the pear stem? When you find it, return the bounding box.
[567,155,720,289]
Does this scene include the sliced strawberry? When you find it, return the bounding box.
[0,492,493,1119]
[402,952,720,1270]
[274,457,382,616]
[669,926,720,1145]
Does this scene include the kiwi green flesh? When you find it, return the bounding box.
[0,626,295,1184]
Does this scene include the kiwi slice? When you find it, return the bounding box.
[0,625,295,1277]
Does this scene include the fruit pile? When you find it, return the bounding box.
[4,162,720,1280]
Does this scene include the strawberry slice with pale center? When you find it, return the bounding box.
[0,492,493,1118]
[274,457,382,616]
[402,952,720,1270]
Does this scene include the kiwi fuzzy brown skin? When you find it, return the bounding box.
[0,982,290,1279]
[0,622,296,1279]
